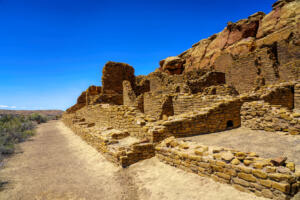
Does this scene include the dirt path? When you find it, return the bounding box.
[0,121,274,200]
[0,121,130,200]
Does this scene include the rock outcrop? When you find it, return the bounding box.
[159,0,300,93]
[159,56,185,75]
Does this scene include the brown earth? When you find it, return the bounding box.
[0,120,283,200]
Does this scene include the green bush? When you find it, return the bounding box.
[29,113,48,124]
[0,114,45,156]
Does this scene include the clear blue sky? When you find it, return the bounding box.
[0,0,274,111]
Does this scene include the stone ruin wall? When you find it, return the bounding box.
[145,99,242,143]
[73,105,150,140]
[241,101,300,134]
[101,61,135,105]
[65,67,298,147]
[172,94,233,116]
[260,85,294,110]
[62,113,155,167]
[143,92,166,120]
[62,0,300,198]
[156,137,300,200]
[62,64,300,199]
[146,82,298,141]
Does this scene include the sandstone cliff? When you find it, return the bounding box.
[159,0,300,93]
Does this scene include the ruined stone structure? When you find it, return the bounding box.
[63,1,300,199]
[156,137,299,200]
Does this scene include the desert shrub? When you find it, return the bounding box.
[0,113,48,188]
[29,113,48,124]
[0,114,47,156]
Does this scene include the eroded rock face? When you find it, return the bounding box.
[159,0,300,93]
[257,0,298,38]
[159,56,185,75]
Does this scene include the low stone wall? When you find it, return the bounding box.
[71,104,152,139]
[62,116,154,167]
[147,99,242,142]
[241,101,300,135]
[156,137,300,199]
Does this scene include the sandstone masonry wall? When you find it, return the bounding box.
[147,99,242,142]
[74,105,150,139]
[144,92,167,120]
[260,84,294,110]
[156,137,300,200]
[241,101,300,135]
[62,115,154,167]
[123,80,137,107]
[172,94,229,116]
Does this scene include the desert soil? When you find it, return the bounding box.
[0,121,296,200]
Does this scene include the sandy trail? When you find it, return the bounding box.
[0,121,127,200]
[0,121,273,200]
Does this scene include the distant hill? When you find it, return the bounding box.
[0,109,64,116]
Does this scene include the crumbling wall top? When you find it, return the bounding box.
[102,61,135,94]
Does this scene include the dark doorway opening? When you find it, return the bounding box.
[226,120,234,129]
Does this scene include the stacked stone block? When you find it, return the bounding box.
[73,104,153,139]
[62,115,154,168]
[172,94,232,115]
[147,98,242,142]
[156,137,300,199]
[241,101,300,135]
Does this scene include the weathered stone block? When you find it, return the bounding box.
[216,172,231,180]
[252,169,268,179]
[258,179,273,188]
[272,182,291,193]
[232,177,250,187]
[238,173,256,182]
[261,189,274,199]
